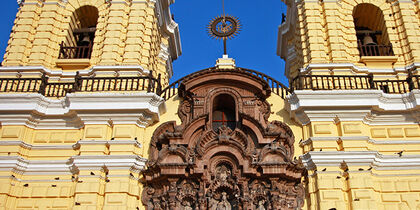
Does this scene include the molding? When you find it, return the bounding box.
[154,0,182,61]
[277,1,298,78]
[299,62,420,74]
[286,90,420,125]
[0,140,142,151]
[158,43,173,77]
[18,0,70,8]
[0,65,150,79]
[0,140,145,176]
[56,59,90,69]
[0,92,166,129]
[300,136,420,147]
[301,151,420,171]
[0,155,147,176]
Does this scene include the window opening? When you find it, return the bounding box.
[212,94,236,132]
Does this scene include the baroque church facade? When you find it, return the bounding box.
[0,0,418,209]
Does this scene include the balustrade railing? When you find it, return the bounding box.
[357,40,394,56]
[160,79,182,101]
[373,80,409,94]
[0,78,42,93]
[238,67,290,99]
[291,74,372,91]
[78,75,160,93]
[160,67,291,100]
[0,72,161,97]
[59,42,93,59]
[44,82,74,97]
[412,75,420,90]
[1,70,418,99]
[292,73,419,94]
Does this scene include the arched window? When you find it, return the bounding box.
[60,6,99,59]
[353,4,394,56]
[212,94,236,132]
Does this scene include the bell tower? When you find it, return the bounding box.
[0,1,181,209]
[3,0,181,84]
[279,0,420,209]
[278,0,419,79]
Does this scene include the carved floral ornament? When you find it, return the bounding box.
[142,68,306,209]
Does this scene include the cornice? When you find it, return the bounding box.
[158,43,173,77]
[287,90,420,125]
[300,62,420,75]
[300,136,420,147]
[0,139,142,151]
[0,92,166,129]
[154,0,182,60]
[0,155,147,176]
[277,1,298,78]
[0,65,149,80]
[18,0,71,8]
[0,140,145,176]
[301,151,420,171]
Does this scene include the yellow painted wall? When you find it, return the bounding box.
[0,91,181,209]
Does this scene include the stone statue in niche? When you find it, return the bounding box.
[215,165,231,184]
[256,200,266,210]
[208,196,219,210]
[216,192,231,210]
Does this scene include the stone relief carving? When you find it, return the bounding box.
[142,68,306,209]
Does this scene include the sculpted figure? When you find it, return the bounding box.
[257,200,266,210]
[216,192,231,210]
[182,200,193,210]
[216,165,231,183]
[209,196,218,210]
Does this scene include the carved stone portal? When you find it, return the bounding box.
[142,68,306,209]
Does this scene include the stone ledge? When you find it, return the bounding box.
[56,59,91,70]
[360,56,398,69]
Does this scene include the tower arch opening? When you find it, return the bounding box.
[353,3,393,56]
[60,6,99,59]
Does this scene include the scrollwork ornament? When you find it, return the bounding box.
[178,99,192,124]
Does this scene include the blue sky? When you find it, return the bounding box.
[0,1,288,85]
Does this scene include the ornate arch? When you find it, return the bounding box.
[204,87,244,117]
[340,0,405,60]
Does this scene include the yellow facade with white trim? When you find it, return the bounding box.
[278,0,420,209]
[0,0,419,209]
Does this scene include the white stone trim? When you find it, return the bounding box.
[154,0,182,61]
[158,43,173,77]
[287,90,420,125]
[0,140,142,150]
[0,92,166,129]
[0,65,150,80]
[300,136,420,147]
[0,155,147,176]
[299,62,420,74]
[0,140,146,176]
[277,0,298,79]
[301,151,420,171]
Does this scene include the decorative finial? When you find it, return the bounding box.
[207,0,241,55]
